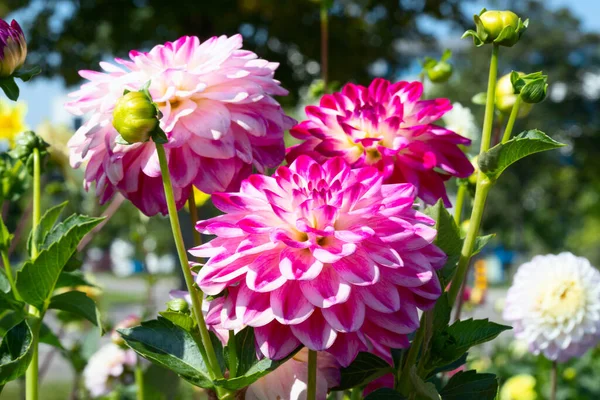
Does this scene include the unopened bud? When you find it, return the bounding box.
[167,298,189,313]
[463,9,528,47]
[10,131,49,174]
[112,90,159,144]
[0,19,27,78]
[495,73,533,116]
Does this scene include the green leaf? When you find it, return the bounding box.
[157,311,195,332]
[118,317,213,389]
[13,65,42,82]
[39,322,65,350]
[429,353,468,378]
[424,200,463,286]
[440,370,498,400]
[27,201,68,255]
[0,311,26,336]
[16,215,103,310]
[410,366,441,400]
[472,234,495,256]
[55,271,97,290]
[48,291,103,331]
[0,269,10,294]
[0,77,19,101]
[471,92,487,105]
[365,388,407,400]
[432,293,451,334]
[0,319,33,385]
[478,130,565,181]
[0,217,13,252]
[334,352,394,390]
[142,364,182,400]
[213,327,300,390]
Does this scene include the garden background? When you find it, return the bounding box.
[2,0,600,398]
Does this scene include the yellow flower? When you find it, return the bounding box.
[563,367,576,381]
[500,375,537,400]
[0,99,28,147]
[36,120,73,165]
[192,187,211,207]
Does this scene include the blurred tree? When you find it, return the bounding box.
[1,0,471,106]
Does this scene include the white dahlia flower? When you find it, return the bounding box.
[503,252,600,362]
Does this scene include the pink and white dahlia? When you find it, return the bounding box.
[192,155,446,366]
[66,34,293,215]
[245,348,340,400]
[286,78,474,206]
[504,252,600,362]
[83,343,137,398]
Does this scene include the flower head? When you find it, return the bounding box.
[503,252,600,362]
[83,343,137,398]
[246,348,340,400]
[0,99,28,149]
[442,102,478,144]
[286,78,473,206]
[0,19,26,78]
[66,35,293,216]
[193,155,446,366]
[499,374,537,400]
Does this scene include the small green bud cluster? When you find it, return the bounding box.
[509,71,548,104]
[422,49,453,83]
[463,9,528,47]
[495,73,533,116]
[10,130,49,174]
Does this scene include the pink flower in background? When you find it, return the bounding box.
[83,343,137,398]
[193,156,445,366]
[286,78,473,206]
[246,348,340,400]
[66,34,293,215]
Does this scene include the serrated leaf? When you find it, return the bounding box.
[157,311,196,332]
[0,77,19,101]
[478,130,565,181]
[48,291,103,331]
[429,353,468,378]
[333,352,394,390]
[472,234,494,256]
[424,200,463,286]
[16,215,104,311]
[410,366,441,400]
[365,388,407,399]
[432,293,451,334]
[118,317,213,389]
[13,65,42,82]
[27,201,68,255]
[0,319,33,385]
[440,370,498,400]
[55,271,97,290]
[213,327,300,390]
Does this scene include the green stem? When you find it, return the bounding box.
[155,142,223,380]
[480,44,499,153]
[227,330,238,379]
[550,361,558,400]
[320,2,329,91]
[397,321,425,394]
[135,357,145,400]
[454,184,467,225]
[2,250,20,301]
[307,350,317,400]
[350,387,362,400]
[188,190,202,248]
[447,44,499,308]
[501,95,522,144]
[26,148,43,400]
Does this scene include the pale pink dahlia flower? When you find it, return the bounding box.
[504,252,600,362]
[286,78,474,206]
[245,348,340,400]
[192,155,446,366]
[66,34,294,215]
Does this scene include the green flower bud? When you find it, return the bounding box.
[463,9,528,47]
[112,90,159,144]
[9,130,49,174]
[426,61,453,83]
[511,71,548,104]
[495,73,532,117]
[166,298,189,313]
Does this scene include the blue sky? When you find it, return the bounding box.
[11,0,600,129]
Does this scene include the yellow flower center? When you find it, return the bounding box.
[536,280,585,320]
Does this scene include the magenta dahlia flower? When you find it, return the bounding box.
[192,155,445,366]
[66,35,294,215]
[0,19,27,78]
[286,78,474,206]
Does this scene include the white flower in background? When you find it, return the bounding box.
[442,102,478,142]
[110,239,135,277]
[83,343,136,398]
[145,252,176,275]
[504,252,600,362]
[245,348,340,400]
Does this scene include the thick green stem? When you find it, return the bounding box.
[155,143,222,380]
[26,148,43,400]
[307,350,317,400]
[135,357,145,400]
[227,330,238,378]
[320,2,329,91]
[397,321,425,394]
[188,190,202,248]
[550,361,557,400]
[2,250,20,301]
[447,44,499,308]
[454,184,467,225]
[501,95,522,144]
